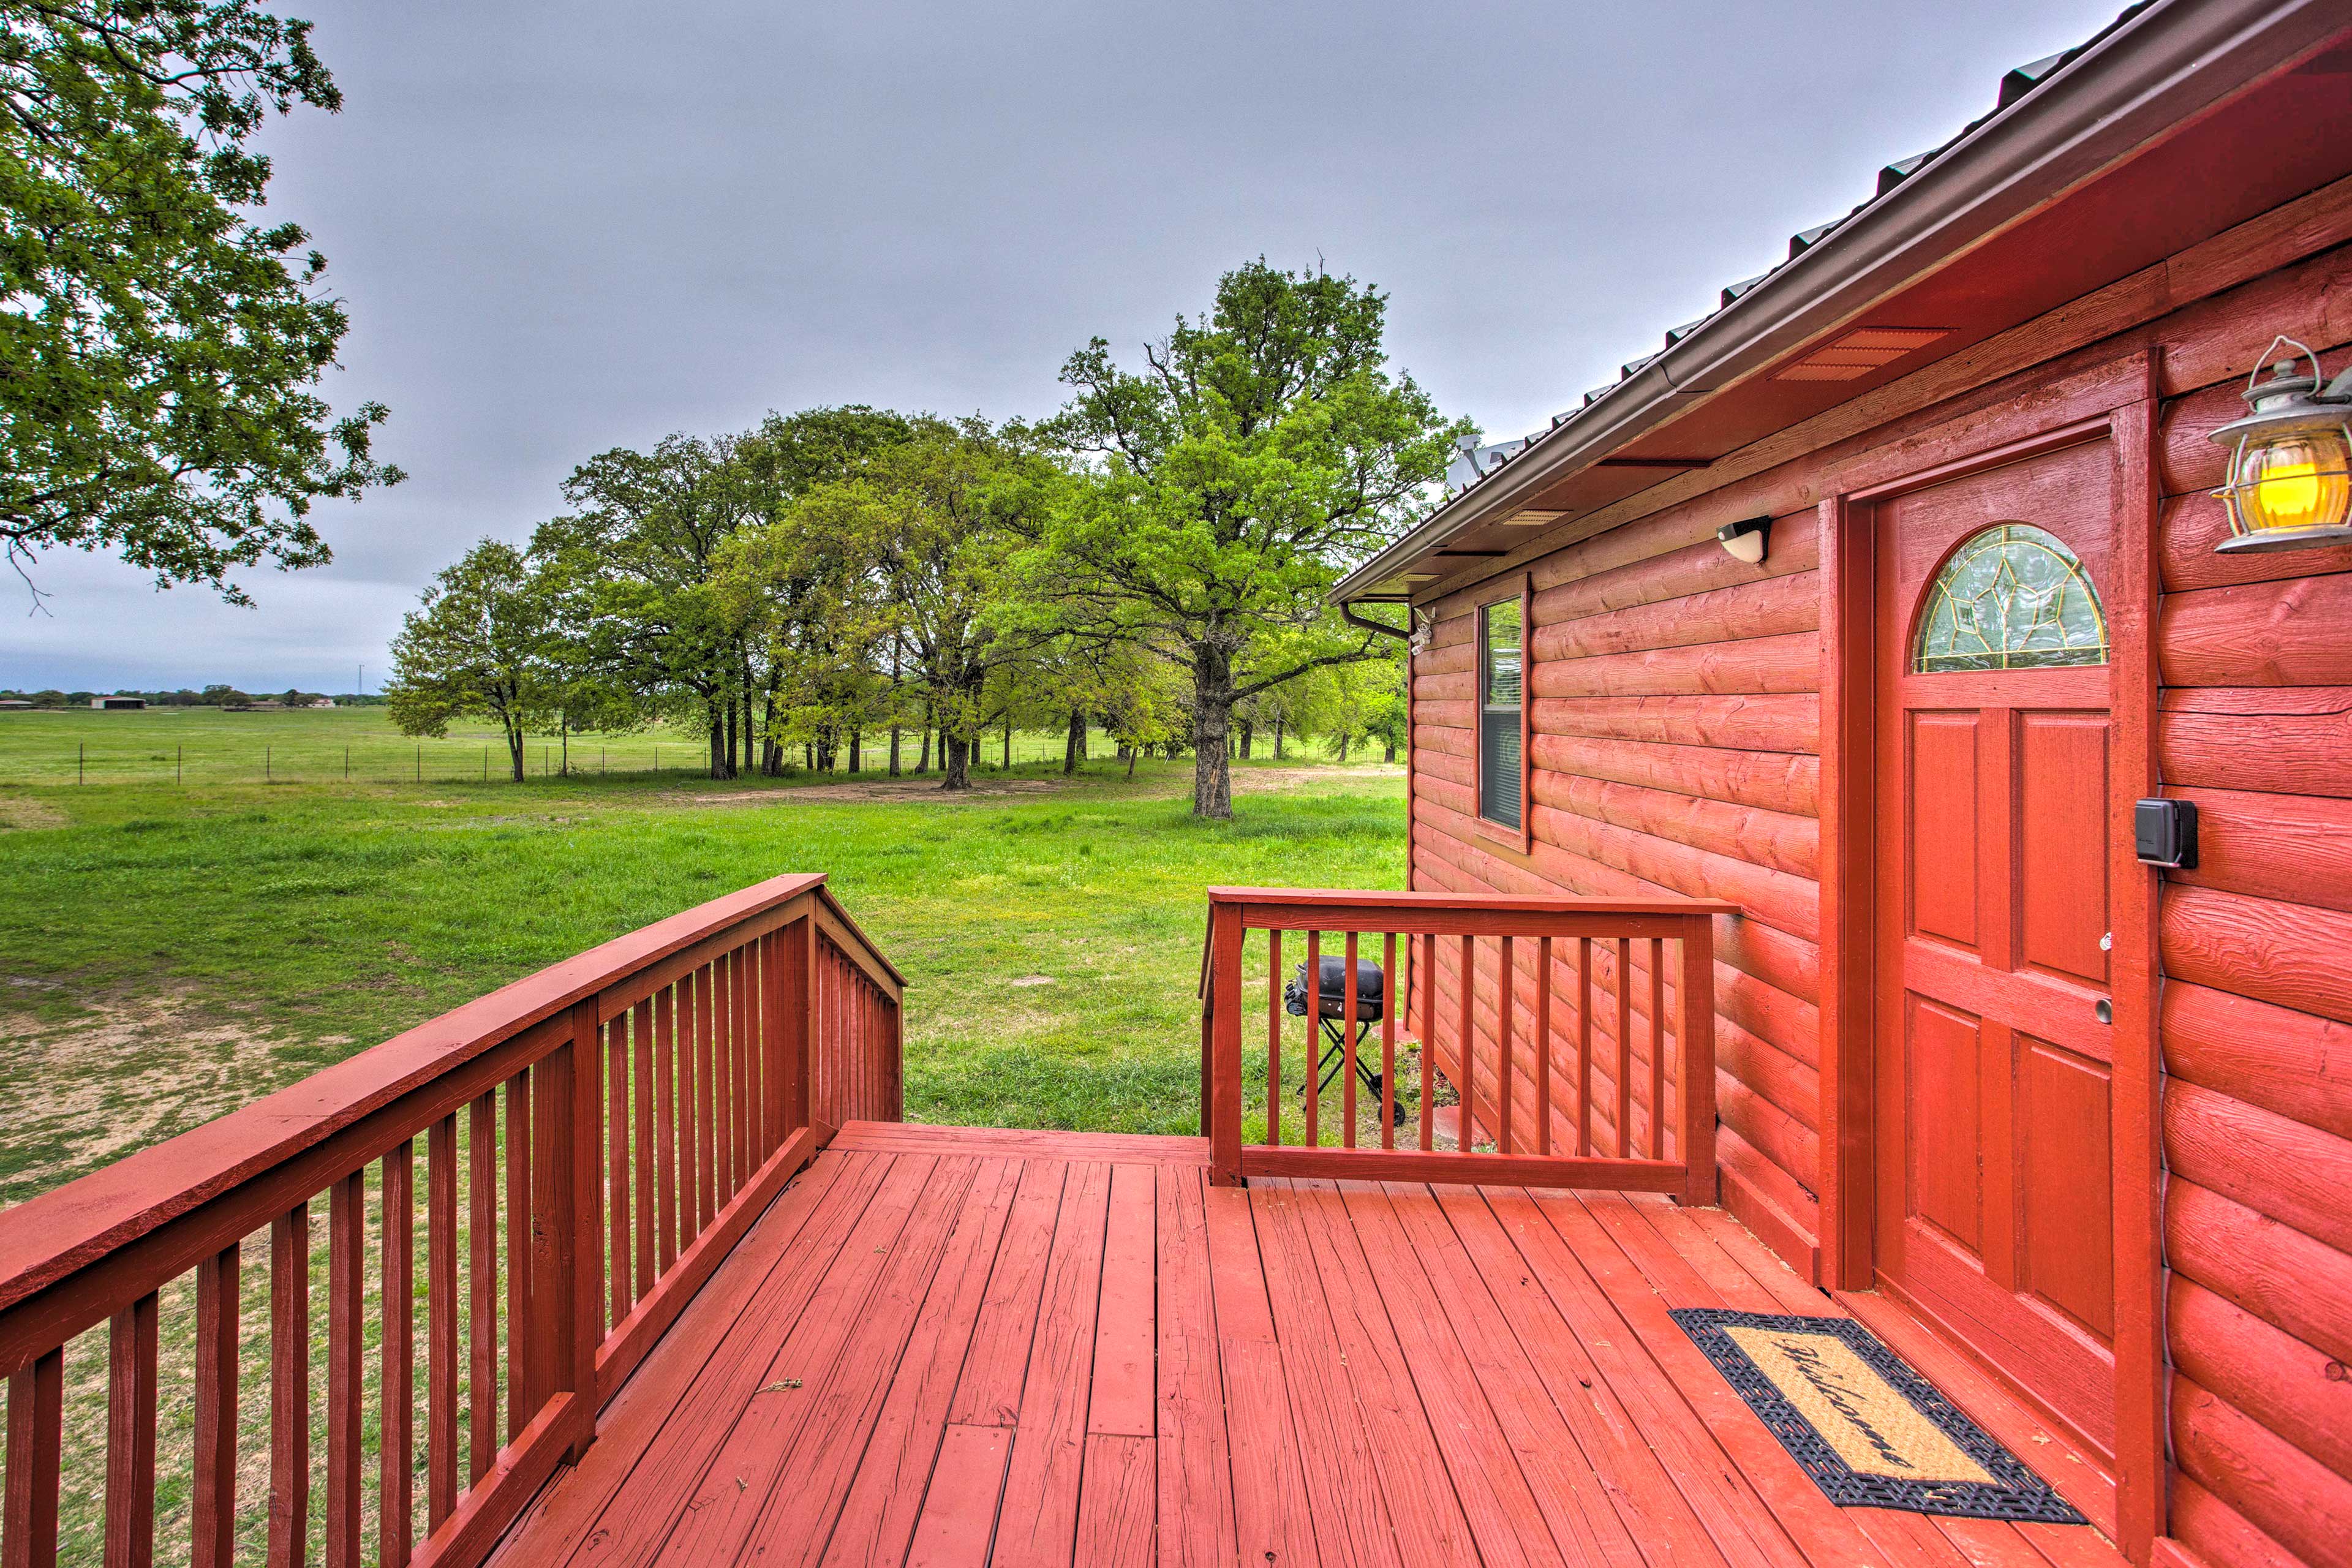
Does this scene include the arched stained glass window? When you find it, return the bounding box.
[1913,524,2108,673]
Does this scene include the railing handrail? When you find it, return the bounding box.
[0,871,899,1321]
[1207,886,1740,917]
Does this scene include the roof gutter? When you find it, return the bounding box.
[1332,0,2348,605]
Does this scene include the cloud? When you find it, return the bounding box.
[5,0,2128,687]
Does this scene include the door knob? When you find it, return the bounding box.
[2094,998,2113,1024]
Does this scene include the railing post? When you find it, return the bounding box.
[1208,901,1245,1186]
[1677,917,1719,1207]
[537,1000,601,1463]
[782,910,821,1142]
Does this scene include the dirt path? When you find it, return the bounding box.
[666,763,1397,810]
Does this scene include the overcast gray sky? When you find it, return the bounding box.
[4,0,2127,692]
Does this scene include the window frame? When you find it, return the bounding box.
[1473,574,1534,852]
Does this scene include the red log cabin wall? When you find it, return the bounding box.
[2148,375,2352,1568]
[1407,196,2352,1568]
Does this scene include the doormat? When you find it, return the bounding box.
[1670,1308,2087,1524]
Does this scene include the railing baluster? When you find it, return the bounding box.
[633,996,657,1298]
[103,1292,158,1568]
[193,1242,239,1568]
[1575,937,1593,1156]
[1265,929,1281,1149]
[1497,934,1515,1156]
[382,1142,415,1567]
[1455,933,1474,1156]
[668,981,692,1253]
[709,956,731,1201]
[467,1093,496,1487]
[1615,938,1633,1159]
[1342,932,1359,1149]
[607,1013,628,1332]
[735,943,755,1167]
[1536,936,1553,1156]
[1419,932,1436,1152]
[5,1347,64,1568]
[502,1071,530,1442]
[428,1117,458,1531]
[1303,930,1320,1149]
[1649,938,1667,1159]
[269,1204,309,1567]
[695,965,717,1229]
[1380,932,1397,1150]
[327,1170,364,1568]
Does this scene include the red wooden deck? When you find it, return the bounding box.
[486,1121,2127,1568]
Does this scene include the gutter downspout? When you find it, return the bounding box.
[1338,598,1421,898]
[1330,0,2350,605]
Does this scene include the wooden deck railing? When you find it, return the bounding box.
[1201,888,1732,1200]
[0,872,901,1568]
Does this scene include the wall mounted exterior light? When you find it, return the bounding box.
[2209,337,2352,554]
[1716,516,1772,565]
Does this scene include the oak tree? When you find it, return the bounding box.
[2,0,401,602]
[1050,259,1465,818]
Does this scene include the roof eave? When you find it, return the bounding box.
[1332,0,2348,606]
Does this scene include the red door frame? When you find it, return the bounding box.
[1815,359,2165,1561]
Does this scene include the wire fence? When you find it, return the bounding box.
[0,725,1341,788]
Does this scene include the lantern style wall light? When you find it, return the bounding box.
[2209,336,2352,553]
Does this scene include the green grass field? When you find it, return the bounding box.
[0,708,1408,1561]
[0,707,1405,1208]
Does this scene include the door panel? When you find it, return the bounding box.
[2016,712,2111,990]
[1908,713,1982,952]
[2018,1039,2116,1339]
[1906,995,1984,1252]
[1873,437,2119,1459]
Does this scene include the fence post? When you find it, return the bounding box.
[1207,900,1245,1186]
[1677,916,1719,1207]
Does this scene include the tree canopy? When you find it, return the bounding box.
[1047,258,1468,817]
[1,0,401,603]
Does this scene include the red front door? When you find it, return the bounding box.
[1872,438,2119,1458]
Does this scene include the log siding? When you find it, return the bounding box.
[1405,183,2352,1567]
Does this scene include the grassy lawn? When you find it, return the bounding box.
[0,713,1408,1560]
[0,713,1405,1207]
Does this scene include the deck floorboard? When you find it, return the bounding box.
[485,1121,2128,1568]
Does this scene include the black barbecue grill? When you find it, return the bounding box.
[1284,955,1402,1123]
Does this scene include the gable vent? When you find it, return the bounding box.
[1774,325,1951,382]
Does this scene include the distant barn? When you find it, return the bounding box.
[89,696,145,710]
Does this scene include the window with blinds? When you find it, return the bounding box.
[1479,597,1523,829]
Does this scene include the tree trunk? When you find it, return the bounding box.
[709,698,729,779]
[889,725,902,777]
[1272,718,1285,761]
[1063,707,1085,774]
[917,716,931,774]
[1238,720,1253,760]
[560,717,570,777]
[850,728,862,774]
[941,733,971,791]
[761,670,783,775]
[1384,736,1397,763]
[1337,733,1349,764]
[1003,715,1014,770]
[1189,641,1235,820]
[506,720,526,783]
[1125,745,1138,781]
